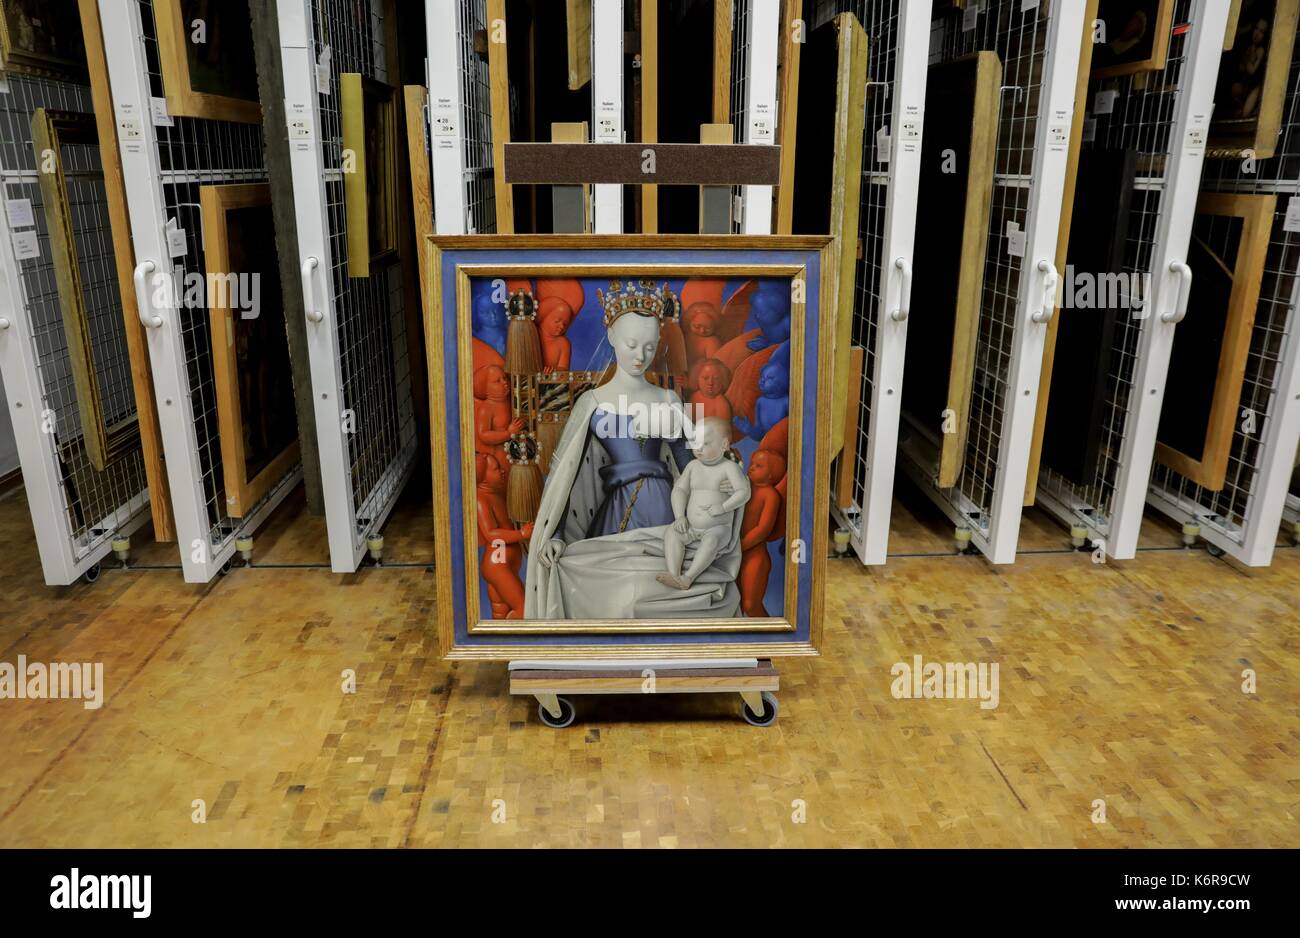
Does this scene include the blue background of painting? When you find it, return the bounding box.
[444,246,823,648]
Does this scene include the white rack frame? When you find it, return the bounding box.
[898,0,1086,564]
[1036,0,1228,560]
[427,0,469,235]
[0,181,151,584]
[592,0,624,232]
[100,0,300,583]
[829,0,931,565]
[737,0,779,234]
[278,0,416,573]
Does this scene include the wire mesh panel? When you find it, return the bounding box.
[279,0,418,571]
[894,0,1084,563]
[0,73,153,583]
[458,0,497,233]
[809,0,929,564]
[1147,13,1300,565]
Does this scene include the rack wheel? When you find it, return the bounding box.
[1206,543,1225,558]
[218,558,234,576]
[741,691,779,727]
[82,562,101,585]
[537,695,576,728]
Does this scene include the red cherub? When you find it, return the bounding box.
[473,364,524,467]
[476,453,533,618]
[684,304,722,362]
[738,448,787,618]
[538,297,575,373]
[688,358,733,424]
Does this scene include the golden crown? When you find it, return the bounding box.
[598,280,678,328]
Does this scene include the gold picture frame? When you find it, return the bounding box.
[1155,192,1276,490]
[1208,0,1299,160]
[0,0,87,83]
[341,73,400,277]
[1091,0,1175,80]
[428,235,835,661]
[153,0,261,124]
[32,108,140,473]
[200,183,300,517]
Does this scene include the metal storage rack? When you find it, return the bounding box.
[1147,17,1300,566]
[278,0,419,572]
[100,0,304,583]
[1035,0,1229,561]
[812,0,930,565]
[0,72,153,584]
[427,0,498,235]
[731,0,780,234]
[894,0,1085,564]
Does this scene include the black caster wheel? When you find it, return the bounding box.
[1206,543,1225,558]
[82,562,101,585]
[742,691,779,727]
[218,558,234,576]
[538,696,576,728]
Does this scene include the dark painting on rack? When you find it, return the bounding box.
[1041,148,1138,487]
[226,204,298,486]
[901,52,1000,488]
[1091,0,1174,79]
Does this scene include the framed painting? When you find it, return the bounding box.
[1156,192,1276,490]
[32,108,139,473]
[1091,0,1175,79]
[152,0,260,123]
[429,235,833,660]
[0,0,86,81]
[901,52,1001,488]
[788,12,867,459]
[1208,0,1299,160]
[341,73,400,277]
[199,183,300,517]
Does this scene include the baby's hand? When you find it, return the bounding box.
[708,503,725,517]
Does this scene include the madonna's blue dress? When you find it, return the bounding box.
[577,409,693,539]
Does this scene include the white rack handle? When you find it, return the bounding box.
[301,256,323,323]
[890,257,912,322]
[1162,261,1192,323]
[1031,259,1058,324]
[132,260,163,328]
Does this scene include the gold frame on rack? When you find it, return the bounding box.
[152,0,261,123]
[341,72,400,277]
[1209,0,1299,160]
[32,107,140,472]
[1155,192,1276,491]
[0,0,87,82]
[1090,0,1175,80]
[200,183,300,517]
[428,235,834,660]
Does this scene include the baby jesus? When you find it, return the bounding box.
[656,417,751,591]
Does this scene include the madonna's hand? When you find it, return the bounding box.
[538,539,566,568]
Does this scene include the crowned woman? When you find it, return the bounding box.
[524,281,747,620]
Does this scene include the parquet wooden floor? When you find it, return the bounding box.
[0,482,1295,848]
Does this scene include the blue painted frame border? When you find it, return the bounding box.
[436,245,825,648]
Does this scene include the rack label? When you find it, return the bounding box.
[1284,197,1300,233]
[11,230,39,261]
[5,198,34,228]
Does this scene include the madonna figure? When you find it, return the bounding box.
[524,281,746,619]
